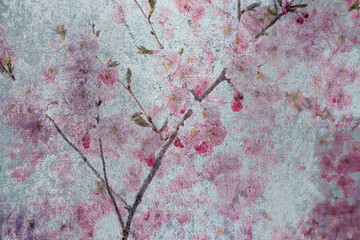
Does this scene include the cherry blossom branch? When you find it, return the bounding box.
[132,0,164,49]
[122,109,193,240]
[118,73,164,140]
[252,1,308,40]
[252,13,282,40]
[99,139,125,230]
[46,115,130,210]
[190,68,230,102]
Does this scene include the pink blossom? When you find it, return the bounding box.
[203,152,242,180]
[195,141,210,154]
[65,30,99,61]
[132,200,170,239]
[168,169,198,193]
[230,31,249,55]
[99,67,118,86]
[165,85,190,115]
[154,50,182,79]
[231,99,243,112]
[97,114,133,149]
[123,163,144,192]
[113,2,126,24]
[174,138,185,148]
[81,133,90,149]
[158,7,175,40]
[133,131,162,166]
[336,154,360,174]
[61,81,99,123]
[54,154,73,179]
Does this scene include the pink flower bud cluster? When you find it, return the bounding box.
[231,90,244,112]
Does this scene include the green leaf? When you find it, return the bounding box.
[277,0,282,6]
[107,61,120,68]
[148,0,156,18]
[55,24,67,40]
[248,3,261,11]
[350,2,360,11]
[137,46,157,55]
[131,114,150,127]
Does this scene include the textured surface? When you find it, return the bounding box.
[1,0,360,239]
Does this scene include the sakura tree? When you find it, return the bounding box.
[0,0,359,239]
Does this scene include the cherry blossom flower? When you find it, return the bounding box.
[154,50,182,79]
[98,66,118,86]
[113,2,126,24]
[97,114,133,149]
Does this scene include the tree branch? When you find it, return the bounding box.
[118,76,164,140]
[252,14,282,40]
[132,0,164,49]
[237,0,242,22]
[99,139,125,230]
[46,115,130,210]
[252,0,307,40]
[122,109,193,240]
[190,68,229,102]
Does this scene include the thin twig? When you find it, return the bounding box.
[46,115,130,210]
[190,68,229,102]
[147,17,164,49]
[118,77,164,140]
[252,14,282,40]
[132,0,164,49]
[99,139,125,230]
[122,109,193,240]
[237,0,242,21]
[252,0,307,40]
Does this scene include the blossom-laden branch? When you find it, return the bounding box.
[118,69,164,140]
[252,0,308,40]
[46,115,131,210]
[190,68,230,102]
[99,138,125,230]
[132,0,164,49]
[122,109,193,240]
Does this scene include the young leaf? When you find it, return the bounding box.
[126,68,132,88]
[108,61,120,68]
[131,113,150,127]
[55,24,67,40]
[137,46,157,55]
[148,0,156,18]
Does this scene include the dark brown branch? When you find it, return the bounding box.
[99,139,125,230]
[252,14,282,40]
[132,0,164,49]
[118,77,164,140]
[190,68,229,102]
[122,109,193,240]
[46,115,130,210]
[252,0,307,40]
[237,0,242,22]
